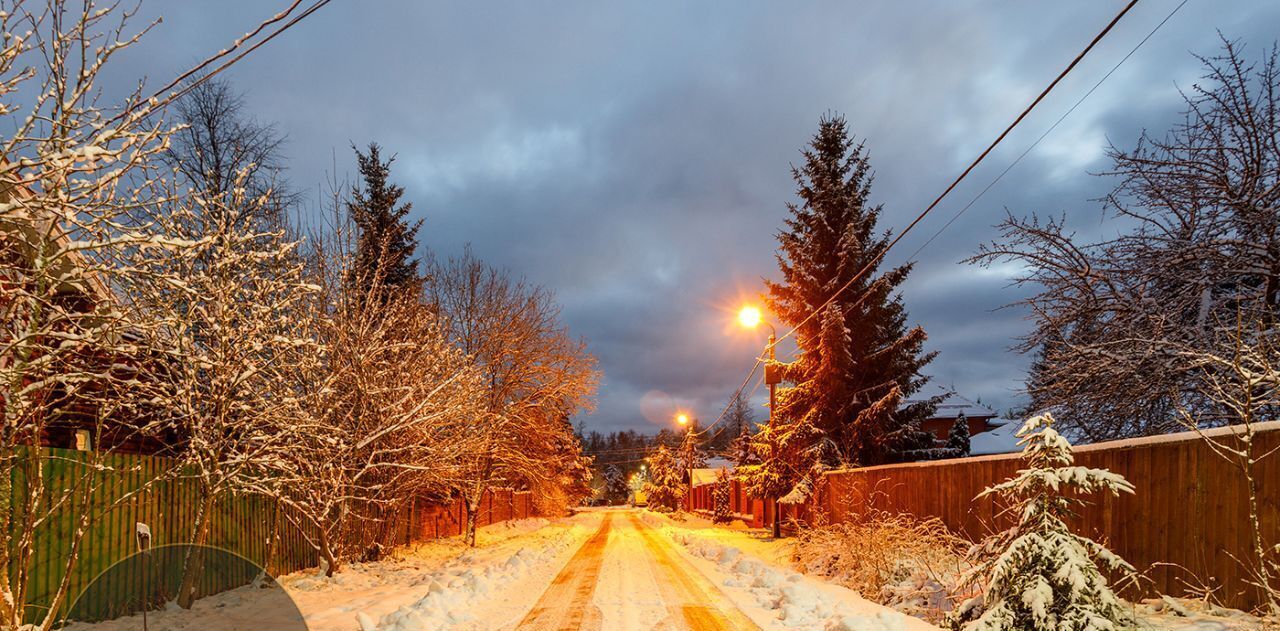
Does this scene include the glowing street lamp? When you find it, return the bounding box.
[676,413,690,427]
[737,304,783,538]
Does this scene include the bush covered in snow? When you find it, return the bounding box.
[948,413,1138,631]
[793,506,968,624]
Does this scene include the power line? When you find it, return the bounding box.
[902,0,1188,263]
[685,0,1149,449]
[820,0,1189,342]
[688,357,764,438]
[701,370,767,448]
[770,0,1143,349]
[110,0,335,125]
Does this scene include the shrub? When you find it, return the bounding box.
[793,507,968,623]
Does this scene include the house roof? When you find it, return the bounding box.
[690,457,734,486]
[905,382,998,420]
[970,417,1089,456]
[0,174,116,304]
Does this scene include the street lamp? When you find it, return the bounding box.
[674,412,698,512]
[737,305,783,538]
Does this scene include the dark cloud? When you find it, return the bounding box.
[107,1,1280,432]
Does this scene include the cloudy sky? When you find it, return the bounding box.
[109,1,1280,434]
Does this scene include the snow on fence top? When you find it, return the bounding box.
[824,420,1280,475]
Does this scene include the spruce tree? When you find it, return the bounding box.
[948,412,971,456]
[730,421,757,467]
[347,142,422,295]
[760,114,937,479]
[603,464,628,504]
[642,445,684,511]
[711,468,733,524]
[949,414,1137,630]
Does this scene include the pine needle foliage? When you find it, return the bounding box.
[950,414,1138,631]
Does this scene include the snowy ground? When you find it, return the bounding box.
[61,508,1267,630]
[641,511,939,631]
[63,508,940,631]
[636,511,1271,631]
[63,515,597,631]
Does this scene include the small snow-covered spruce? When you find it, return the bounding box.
[711,467,733,524]
[947,412,971,456]
[949,413,1138,631]
[642,445,685,511]
[603,464,628,505]
[729,421,757,467]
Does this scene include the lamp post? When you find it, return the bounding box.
[737,306,783,538]
[675,412,696,512]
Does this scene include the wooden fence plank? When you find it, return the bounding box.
[10,448,537,623]
[689,422,1280,611]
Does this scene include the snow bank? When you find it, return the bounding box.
[368,522,586,630]
[651,516,939,630]
[65,515,588,631]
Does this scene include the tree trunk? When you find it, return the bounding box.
[0,458,17,629]
[256,497,282,585]
[317,525,340,578]
[1244,458,1280,618]
[463,499,479,547]
[177,491,217,609]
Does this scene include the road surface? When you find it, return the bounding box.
[517,510,760,631]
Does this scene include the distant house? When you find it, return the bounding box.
[906,383,1004,442]
[688,457,734,487]
[0,179,178,456]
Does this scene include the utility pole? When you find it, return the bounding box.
[736,305,784,538]
[765,333,781,539]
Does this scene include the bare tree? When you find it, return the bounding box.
[126,170,316,609]
[162,77,296,229]
[425,248,597,545]
[0,3,190,627]
[970,38,1280,441]
[275,195,482,576]
[1176,316,1280,619]
[0,0,328,624]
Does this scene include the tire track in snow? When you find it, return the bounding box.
[628,513,761,631]
[517,512,613,630]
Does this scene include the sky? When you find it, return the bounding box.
[105,0,1280,435]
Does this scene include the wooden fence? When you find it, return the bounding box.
[690,422,1280,610]
[11,447,535,623]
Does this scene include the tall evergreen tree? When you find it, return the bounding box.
[746,115,937,503]
[347,142,422,294]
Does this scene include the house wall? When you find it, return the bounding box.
[920,415,995,441]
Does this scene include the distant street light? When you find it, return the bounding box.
[737,304,783,539]
[675,412,698,513]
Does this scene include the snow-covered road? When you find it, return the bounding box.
[520,511,760,630]
[65,508,939,631]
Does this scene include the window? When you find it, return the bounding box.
[74,429,92,452]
